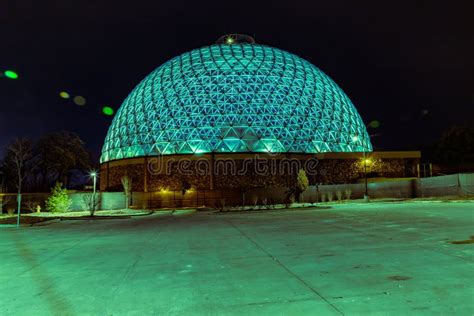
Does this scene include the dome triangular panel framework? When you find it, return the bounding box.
[101,43,372,163]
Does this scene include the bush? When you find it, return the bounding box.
[320,193,326,203]
[215,198,227,212]
[327,192,334,202]
[267,198,275,209]
[80,193,100,216]
[345,189,352,200]
[45,182,72,213]
[1,195,12,214]
[336,190,343,202]
[283,195,295,209]
[312,193,319,205]
[251,196,258,209]
[296,169,309,202]
[121,176,132,210]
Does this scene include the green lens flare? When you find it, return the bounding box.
[369,120,381,128]
[4,70,18,79]
[102,106,114,116]
[59,91,70,99]
[73,96,87,106]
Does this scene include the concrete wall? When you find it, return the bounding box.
[414,173,474,197]
[1,173,473,213]
[69,192,127,211]
[460,173,474,195]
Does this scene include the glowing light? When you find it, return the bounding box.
[102,106,114,116]
[364,158,371,164]
[226,37,235,44]
[59,91,70,99]
[369,120,380,128]
[4,70,18,79]
[100,44,372,163]
[73,95,86,106]
[352,135,359,142]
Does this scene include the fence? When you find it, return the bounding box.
[1,173,473,213]
[115,173,474,209]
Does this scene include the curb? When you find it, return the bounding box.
[60,215,132,220]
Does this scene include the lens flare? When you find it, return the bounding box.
[102,106,114,116]
[73,95,86,106]
[4,70,18,79]
[369,120,380,128]
[59,91,70,99]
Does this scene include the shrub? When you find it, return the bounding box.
[296,169,309,202]
[181,181,192,195]
[26,201,42,213]
[1,195,12,213]
[80,193,100,216]
[327,192,334,202]
[215,198,227,212]
[267,198,275,209]
[121,175,132,210]
[313,193,319,204]
[336,190,343,202]
[251,196,258,209]
[320,193,326,203]
[283,195,295,209]
[45,182,72,213]
[345,189,352,200]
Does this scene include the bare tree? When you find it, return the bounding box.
[121,175,132,210]
[1,195,12,214]
[0,177,8,213]
[80,193,100,216]
[26,201,41,213]
[3,139,35,226]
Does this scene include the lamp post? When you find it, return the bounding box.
[352,135,370,202]
[91,172,97,195]
[363,152,369,202]
[90,171,97,214]
[352,121,381,202]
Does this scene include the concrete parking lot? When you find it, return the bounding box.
[1,202,473,315]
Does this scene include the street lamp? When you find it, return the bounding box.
[352,135,370,202]
[90,171,98,213]
[363,155,370,202]
[90,171,97,194]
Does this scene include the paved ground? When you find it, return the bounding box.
[1,202,473,315]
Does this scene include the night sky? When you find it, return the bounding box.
[1,0,473,162]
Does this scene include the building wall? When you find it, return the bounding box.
[99,151,421,192]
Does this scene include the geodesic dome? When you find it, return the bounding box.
[100,43,372,163]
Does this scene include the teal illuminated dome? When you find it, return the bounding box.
[100,41,372,163]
